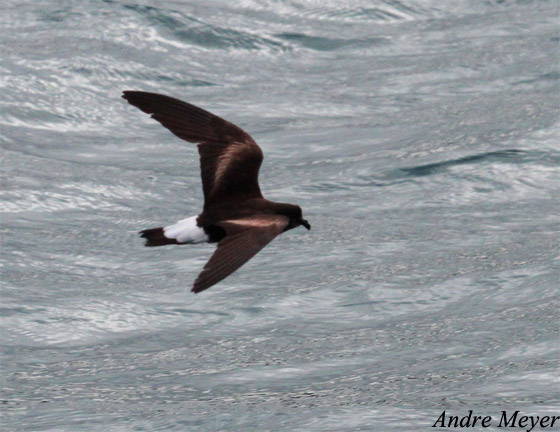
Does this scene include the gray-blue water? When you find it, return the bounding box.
[2,1,559,430]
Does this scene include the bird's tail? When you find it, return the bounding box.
[139,227,179,247]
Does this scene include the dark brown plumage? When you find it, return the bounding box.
[122,91,310,293]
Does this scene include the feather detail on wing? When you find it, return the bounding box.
[192,215,289,293]
[122,91,263,204]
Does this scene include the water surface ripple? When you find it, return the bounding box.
[1,0,559,431]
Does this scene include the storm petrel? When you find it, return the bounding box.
[122,91,310,293]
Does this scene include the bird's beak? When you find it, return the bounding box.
[301,219,311,230]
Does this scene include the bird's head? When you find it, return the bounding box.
[291,205,311,231]
[276,203,311,231]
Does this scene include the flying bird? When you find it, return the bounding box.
[122,91,310,293]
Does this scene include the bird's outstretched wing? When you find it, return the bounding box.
[192,215,289,293]
[122,91,263,205]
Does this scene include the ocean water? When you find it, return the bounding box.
[1,0,559,430]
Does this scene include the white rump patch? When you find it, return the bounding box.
[163,215,208,244]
